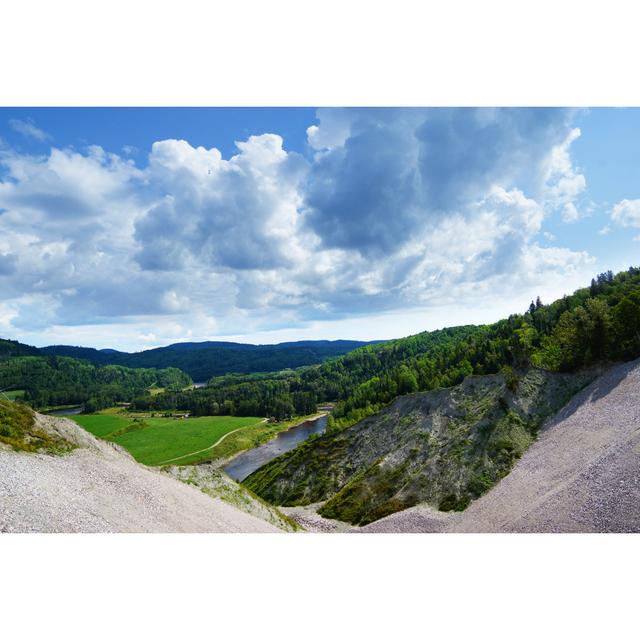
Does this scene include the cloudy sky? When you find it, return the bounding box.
[0,107,639,351]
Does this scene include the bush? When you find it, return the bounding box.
[468,474,494,497]
[439,493,471,512]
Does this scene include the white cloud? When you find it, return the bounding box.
[8,118,51,142]
[611,198,640,228]
[542,127,586,222]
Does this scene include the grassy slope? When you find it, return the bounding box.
[2,389,25,400]
[0,398,73,454]
[72,414,263,465]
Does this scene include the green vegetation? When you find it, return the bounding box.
[72,413,263,465]
[2,389,25,401]
[0,355,191,412]
[0,338,39,359]
[0,398,73,454]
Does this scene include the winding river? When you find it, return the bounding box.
[223,414,328,482]
[47,406,84,416]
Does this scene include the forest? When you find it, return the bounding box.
[0,355,190,411]
[130,266,640,424]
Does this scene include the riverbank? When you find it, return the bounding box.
[223,413,328,481]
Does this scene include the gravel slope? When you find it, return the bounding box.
[0,414,280,533]
[360,358,640,533]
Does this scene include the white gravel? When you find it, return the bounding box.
[280,503,354,533]
[0,414,280,533]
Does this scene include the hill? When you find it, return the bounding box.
[0,338,39,360]
[0,401,292,533]
[243,367,597,524]
[359,358,640,532]
[0,354,190,412]
[40,339,374,380]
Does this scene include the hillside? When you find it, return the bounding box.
[244,367,597,524]
[360,358,640,533]
[40,339,374,380]
[0,354,190,411]
[0,338,40,361]
[0,401,290,533]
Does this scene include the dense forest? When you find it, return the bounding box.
[0,338,40,359]
[40,339,373,380]
[0,355,190,411]
[131,266,640,423]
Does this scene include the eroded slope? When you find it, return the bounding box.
[244,368,596,524]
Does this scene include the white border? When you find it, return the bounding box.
[1,1,640,106]
[2,2,639,638]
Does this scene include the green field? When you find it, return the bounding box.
[2,389,25,401]
[71,414,263,466]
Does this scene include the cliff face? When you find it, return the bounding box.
[244,368,597,525]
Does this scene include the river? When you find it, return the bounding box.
[223,414,328,482]
[47,406,84,416]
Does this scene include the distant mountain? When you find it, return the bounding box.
[38,339,378,381]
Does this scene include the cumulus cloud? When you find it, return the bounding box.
[611,199,640,228]
[136,134,308,271]
[0,108,599,347]
[302,108,580,257]
[8,118,51,142]
[541,127,586,222]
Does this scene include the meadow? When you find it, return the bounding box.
[2,389,25,401]
[71,413,263,466]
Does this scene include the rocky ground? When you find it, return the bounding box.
[167,463,301,532]
[0,413,281,533]
[280,503,354,532]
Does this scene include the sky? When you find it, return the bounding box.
[0,107,639,351]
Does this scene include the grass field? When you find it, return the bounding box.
[171,413,321,465]
[71,414,263,466]
[147,385,165,396]
[2,389,25,401]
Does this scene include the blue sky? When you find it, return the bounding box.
[0,107,639,351]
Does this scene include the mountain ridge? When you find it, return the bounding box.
[38,339,379,380]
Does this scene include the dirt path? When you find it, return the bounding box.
[156,418,267,465]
